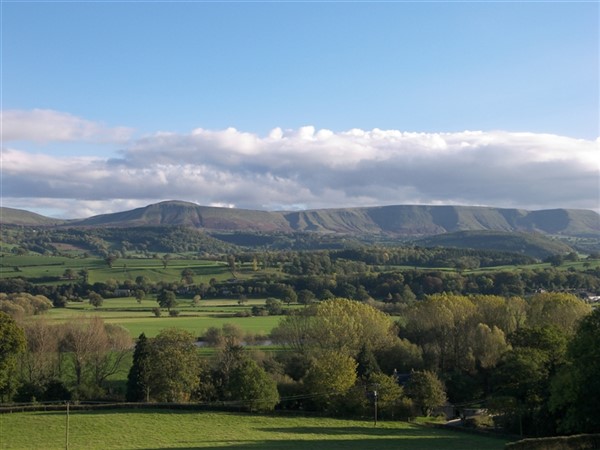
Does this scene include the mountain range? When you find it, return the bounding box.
[2,200,598,238]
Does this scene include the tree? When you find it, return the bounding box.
[527,293,591,334]
[473,323,509,369]
[147,328,200,402]
[265,298,283,315]
[60,317,132,395]
[302,350,357,411]
[0,293,53,319]
[550,308,600,434]
[227,358,279,412]
[311,298,396,357]
[490,347,550,435]
[78,269,89,284]
[126,333,152,402]
[157,290,177,312]
[402,294,478,372]
[63,268,76,280]
[369,372,411,419]
[356,344,380,381]
[19,319,60,389]
[0,312,26,401]
[192,295,202,306]
[135,289,145,304]
[297,289,316,305]
[88,292,104,309]
[181,268,194,285]
[227,254,236,273]
[275,285,297,305]
[405,370,446,417]
[104,254,117,268]
[161,254,171,269]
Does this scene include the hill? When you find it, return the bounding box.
[0,207,66,226]
[2,201,598,238]
[72,201,600,238]
[415,230,575,260]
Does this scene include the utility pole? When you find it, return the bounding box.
[373,389,378,427]
[65,401,70,450]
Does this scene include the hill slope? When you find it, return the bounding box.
[2,201,598,238]
[415,230,575,260]
[0,207,66,226]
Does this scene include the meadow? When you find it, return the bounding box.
[35,297,283,338]
[0,254,239,285]
[0,409,511,449]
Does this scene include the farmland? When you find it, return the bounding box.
[0,409,510,449]
[41,298,282,338]
[1,242,599,441]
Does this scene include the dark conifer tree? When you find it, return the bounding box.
[126,333,151,402]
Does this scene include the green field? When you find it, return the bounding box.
[0,255,250,285]
[0,409,511,449]
[33,297,284,338]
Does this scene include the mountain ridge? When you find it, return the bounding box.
[1,200,598,238]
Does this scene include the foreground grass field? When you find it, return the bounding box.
[0,409,511,449]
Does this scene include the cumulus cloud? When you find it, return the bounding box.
[1,109,133,143]
[2,119,598,218]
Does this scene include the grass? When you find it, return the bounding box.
[32,297,283,338]
[0,409,511,449]
[0,255,239,284]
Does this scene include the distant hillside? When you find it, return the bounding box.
[0,207,66,226]
[415,231,575,260]
[2,201,599,239]
[73,201,291,231]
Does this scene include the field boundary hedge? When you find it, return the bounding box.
[505,434,600,450]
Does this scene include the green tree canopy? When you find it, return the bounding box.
[157,290,177,312]
[227,358,279,412]
[526,292,591,334]
[550,308,600,434]
[311,298,396,357]
[148,328,200,402]
[0,312,26,400]
[126,333,152,402]
[405,370,447,417]
[302,350,357,411]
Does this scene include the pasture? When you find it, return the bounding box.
[0,409,511,449]
[0,254,249,285]
[35,297,284,338]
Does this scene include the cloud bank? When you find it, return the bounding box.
[2,111,598,218]
[2,109,132,143]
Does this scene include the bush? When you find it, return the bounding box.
[251,306,268,316]
[152,307,161,317]
[169,310,180,317]
[505,434,600,450]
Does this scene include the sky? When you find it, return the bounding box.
[1,1,599,219]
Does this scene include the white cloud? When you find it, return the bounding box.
[2,119,599,218]
[1,109,133,143]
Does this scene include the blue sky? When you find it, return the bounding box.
[2,1,599,218]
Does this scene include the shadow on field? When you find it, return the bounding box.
[258,426,426,437]
[155,435,493,450]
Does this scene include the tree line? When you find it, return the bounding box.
[1,292,598,436]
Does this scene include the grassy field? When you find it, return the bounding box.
[0,255,245,285]
[0,409,511,449]
[32,297,284,338]
[4,253,598,285]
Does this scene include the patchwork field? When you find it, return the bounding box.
[0,409,511,449]
[34,297,284,338]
